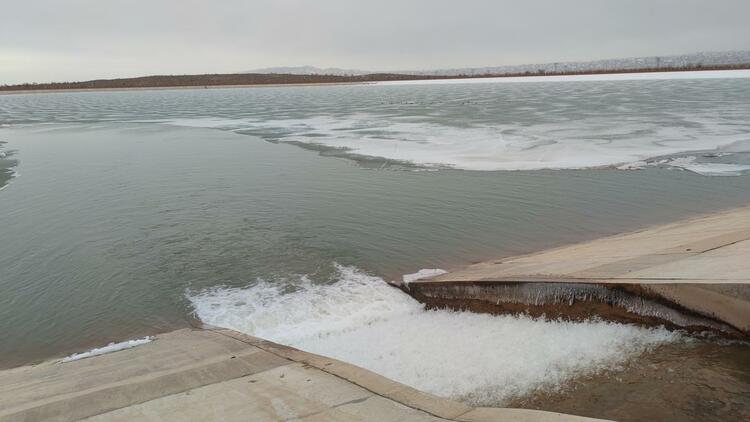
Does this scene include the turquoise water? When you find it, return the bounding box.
[0,79,749,416]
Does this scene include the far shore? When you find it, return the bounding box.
[0,81,375,96]
[2,64,749,96]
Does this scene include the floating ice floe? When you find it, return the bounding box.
[164,112,750,175]
[664,156,750,176]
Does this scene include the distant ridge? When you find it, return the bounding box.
[251,50,750,77]
[403,50,750,76]
[0,73,433,92]
[3,50,750,92]
[243,65,370,76]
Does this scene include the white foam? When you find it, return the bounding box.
[375,69,750,86]
[61,337,153,363]
[403,268,447,284]
[188,265,678,405]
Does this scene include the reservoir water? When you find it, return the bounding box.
[1,73,749,420]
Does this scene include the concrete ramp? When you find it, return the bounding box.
[0,328,604,422]
[401,207,750,336]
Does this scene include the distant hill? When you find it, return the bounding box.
[243,66,370,76]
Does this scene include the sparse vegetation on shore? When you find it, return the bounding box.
[2,64,749,92]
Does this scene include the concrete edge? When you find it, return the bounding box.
[0,348,290,421]
[204,326,607,421]
[427,205,750,284]
[644,284,750,334]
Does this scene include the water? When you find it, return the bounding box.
[1,75,749,417]
[4,74,750,174]
[512,340,750,422]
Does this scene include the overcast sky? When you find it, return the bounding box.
[2,0,750,84]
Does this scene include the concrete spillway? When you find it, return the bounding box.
[3,207,749,421]
[0,328,604,422]
[394,206,750,337]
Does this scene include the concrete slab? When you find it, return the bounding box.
[427,206,750,285]
[0,329,288,422]
[0,328,605,422]
[402,206,750,336]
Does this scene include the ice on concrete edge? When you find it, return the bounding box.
[61,337,153,363]
[403,268,448,284]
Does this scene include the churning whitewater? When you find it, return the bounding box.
[188,264,679,405]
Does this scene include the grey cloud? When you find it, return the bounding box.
[1,0,749,83]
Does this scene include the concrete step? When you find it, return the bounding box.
[0,328,604,422]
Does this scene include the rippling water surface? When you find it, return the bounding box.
[1,75,749,419]
[3,75,750,174]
